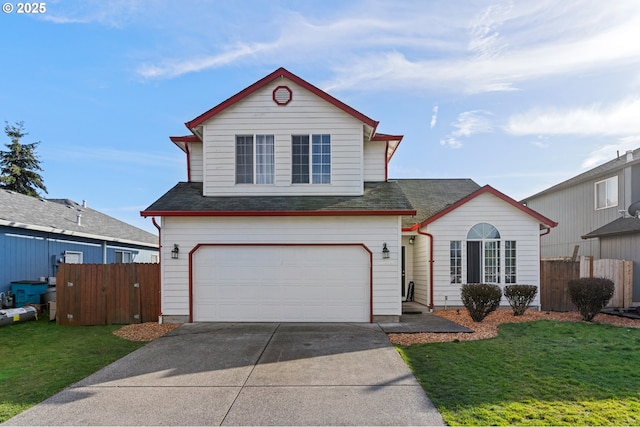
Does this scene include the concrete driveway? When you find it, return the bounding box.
[5,323,444,426]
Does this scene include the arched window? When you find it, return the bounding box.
[466,223,500,283]
[467,223,500,240]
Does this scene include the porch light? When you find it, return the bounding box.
[382,243,390,259]
[171,244,179,259]
[409,236,415,245]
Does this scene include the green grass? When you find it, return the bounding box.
[0,315,145,423]
[398,320,640,426]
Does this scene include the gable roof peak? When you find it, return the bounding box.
[184,67,379,137]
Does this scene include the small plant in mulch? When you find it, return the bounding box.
[568,277,615,321]
[504,284,538,316]
[461,283,502,322]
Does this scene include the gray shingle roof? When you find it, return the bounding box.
[522,147,640,201]
[394,179,481,228]
[141,181,415,215]
[0,189,157,247]
[582,216,640,239]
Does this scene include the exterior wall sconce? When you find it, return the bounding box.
[171,244,179,259]
[409,236,415,245]
[382,243,390,259]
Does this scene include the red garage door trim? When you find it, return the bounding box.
[188,243,373,323]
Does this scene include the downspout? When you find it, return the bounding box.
[416,226,435,311]
[540,227,551,236]
[151,217,162,323]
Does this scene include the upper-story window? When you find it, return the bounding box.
[292,134,331,184]
[595,176,618,210]
[236,135,275,184]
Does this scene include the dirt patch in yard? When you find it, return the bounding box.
[388,309,640,345]
[113,323,181,342]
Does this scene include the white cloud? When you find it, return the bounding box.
[430,104,439,129]
[582,136,640,168]
[505,98,640,137]
[440,110,493,148]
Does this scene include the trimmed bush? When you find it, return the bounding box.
[567,277,615,321]
[461,283,502,322]
[504,284,538,316]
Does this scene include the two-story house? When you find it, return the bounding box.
[522,148,640,304]
[142,67,556,323]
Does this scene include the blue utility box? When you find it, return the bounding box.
[11,281,49,307]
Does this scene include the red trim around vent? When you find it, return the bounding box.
[188,243,374,323]
[272,85,292,105]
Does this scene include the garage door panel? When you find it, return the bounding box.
[193,245,369,322]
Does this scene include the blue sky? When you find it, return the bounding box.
[2,0,640,234]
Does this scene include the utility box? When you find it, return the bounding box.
[11,281,48,307]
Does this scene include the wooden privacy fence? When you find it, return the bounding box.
[540,257,633,312]
[56,263,159,326]
[540,260,580,312]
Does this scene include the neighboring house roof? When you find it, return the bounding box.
[141,181,415,217]
[0,189,158,248]
[582,216,640,239]
[522,147,640,201]
[396,179,558,230]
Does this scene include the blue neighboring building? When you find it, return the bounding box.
[0,189,159,295]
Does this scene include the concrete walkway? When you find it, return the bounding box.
[379,302,474,334]
[4,323,445,426]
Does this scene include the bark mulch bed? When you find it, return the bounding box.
[388,308,640,345]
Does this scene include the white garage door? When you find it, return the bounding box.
[192,245,370,322]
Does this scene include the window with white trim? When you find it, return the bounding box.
[292,134,331,184]
[450,241,462,284]
[115,251,132,263]
[505,240,516,283]
[467,223,501,284]
[595,176,618,209]
[235,134,274,184]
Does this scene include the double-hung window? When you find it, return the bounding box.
[292,134,331,184]
[236,134,274,184]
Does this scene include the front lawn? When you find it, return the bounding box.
[398,320,640,426]
[0,316,145,423]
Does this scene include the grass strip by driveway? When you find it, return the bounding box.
[0,316,145,423]
[398,320,640,426]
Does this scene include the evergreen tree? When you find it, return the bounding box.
[0,121,47,197]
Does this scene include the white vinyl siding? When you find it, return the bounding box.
[188,142,203,182]
[416,192,542,308]
[201,79,365,196]
[363,140,386,182]
[159,215,401,319]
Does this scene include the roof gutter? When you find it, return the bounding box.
[0,219,158,249]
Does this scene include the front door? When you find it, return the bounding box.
[401,246,406,297]
[467,241,481,283]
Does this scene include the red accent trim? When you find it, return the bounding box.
[170,135,200,143]
[385,140,389,181]
[185,67,379,131]
[185,142,192,182]
[416,228,435,310]
[272,85,292,105]
[540,227,551,236]
[188,243,374,323]
[371,133,403,163]
[142,209,416,218]
[151,217,162,320]
[405,185,558,231]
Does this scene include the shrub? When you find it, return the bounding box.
[567,277,615,321]
[504,285,538,316]
[461,283,502,322]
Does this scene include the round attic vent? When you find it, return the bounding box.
[273,85,292,105]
